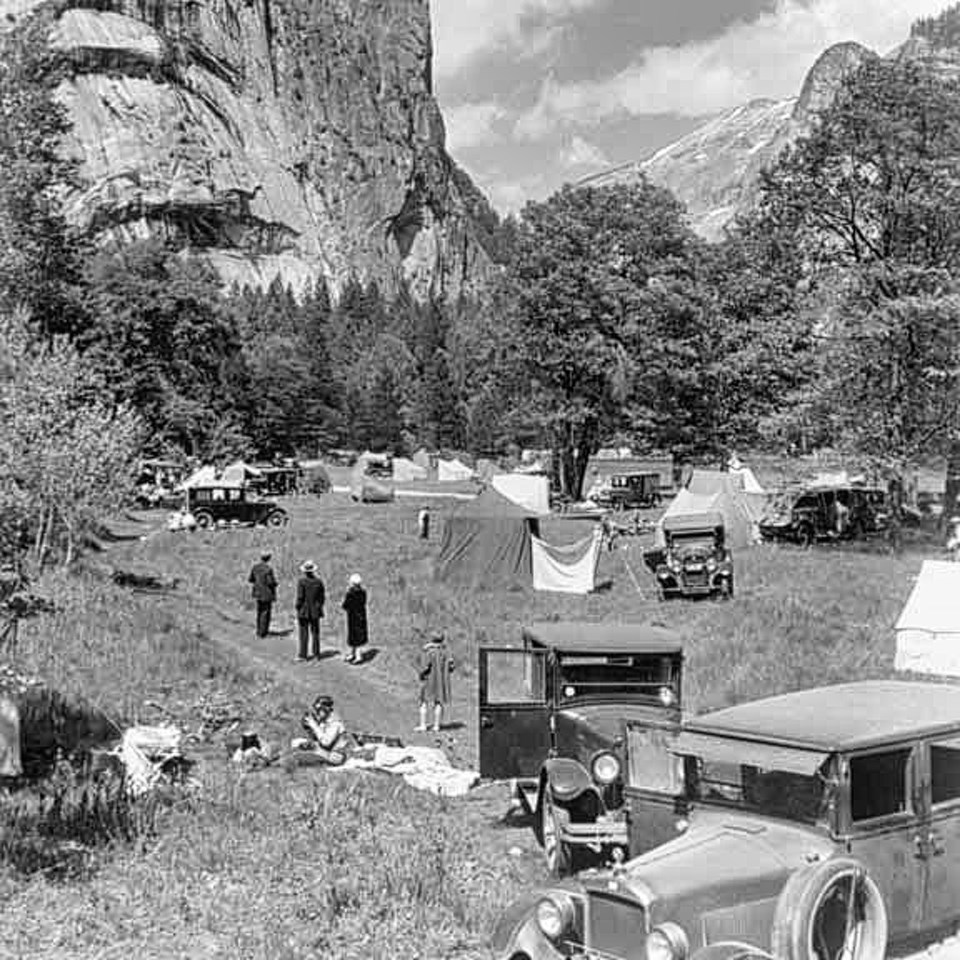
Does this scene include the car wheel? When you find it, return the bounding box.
[193,510,214,530]
[540,791,573,878]
[797,524,814,549]
[265,511,288,528]
[772,857,887,960]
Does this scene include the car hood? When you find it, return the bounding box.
[587,809,832,918]
[556,702,676,751]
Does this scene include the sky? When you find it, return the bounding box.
[430,0,953,214]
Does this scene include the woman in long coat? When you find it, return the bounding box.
[416,631,455,732]
[341,573,368,664]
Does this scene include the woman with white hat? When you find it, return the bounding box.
[341,573,368,664]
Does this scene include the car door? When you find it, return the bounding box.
[842,745,927,937]
[478,646,552,781]
[917,734,960,929]
[623,717,686,854]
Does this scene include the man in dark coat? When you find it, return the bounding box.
[295,560,325,662]
[341,573,368,664]
[248,552,277,639]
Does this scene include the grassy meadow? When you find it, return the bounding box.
[0,491,940,957]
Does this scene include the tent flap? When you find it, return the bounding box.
[531,529,602,595]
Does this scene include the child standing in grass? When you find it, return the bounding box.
[416,631,455,732]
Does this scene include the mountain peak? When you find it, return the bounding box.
[793,41,877,123]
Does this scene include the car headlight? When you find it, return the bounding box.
[706,557,717,571]
[591,751,621,784]
[646,923,689,960]
[658,685,676,707]
[535,892,576,940]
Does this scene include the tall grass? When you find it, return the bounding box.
[0,494,935,957]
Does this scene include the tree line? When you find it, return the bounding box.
[4,4,960,565]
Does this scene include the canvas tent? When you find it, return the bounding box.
[491,473,551,515]
[221,461,263,486]
[437,458,475,482]
[531,527,603,594]
[436,488,539,587]
[656,470,763,550]
[895,561,960,677]
[392,457,428,482]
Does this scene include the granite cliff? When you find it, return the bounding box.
[3,0,497,296]
[584,19,960,241]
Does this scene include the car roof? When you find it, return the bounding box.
[522,621,683,654]
[687,680,960,752]
[662,511,723,532]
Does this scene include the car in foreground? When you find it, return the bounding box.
[492,679,960,960]
[760,483,888,547]
[479,622,686,876]
[644,511,734,599]
[185,484,288,529]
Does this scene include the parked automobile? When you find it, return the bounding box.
[644,511,734,599]
[591,472,661,510]
[185,485,288,529]
[492,679,960,960]
[479,622,686,877]
[760,484,888,547]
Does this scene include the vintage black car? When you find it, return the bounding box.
[185,485,288,529]
[645,511,734,599]
[760,484,888,547]
[493,680,960,960]
[479,622,686,877]
[591,473,661,511]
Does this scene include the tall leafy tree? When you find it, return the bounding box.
[501,181,700,497]
[0,10,88,336]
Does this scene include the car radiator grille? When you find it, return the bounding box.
[681,570,708,588]
[584,892,647,959]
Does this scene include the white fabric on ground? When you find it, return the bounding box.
[332,744,480,796]
[118,725,182,796]
[531,527,602,594]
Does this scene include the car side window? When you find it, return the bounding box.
[930,737,960,806]
[484,650,546,705]
[850,749,912,822]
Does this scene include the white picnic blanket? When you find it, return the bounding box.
[336,744,479,797]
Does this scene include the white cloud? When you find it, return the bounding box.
[561,134,610,170]
[443,101,506,151]
[512,0,950,131]
[431,0,606,80]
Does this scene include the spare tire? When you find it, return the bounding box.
[772,857,887,960]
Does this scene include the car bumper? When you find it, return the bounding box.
[656,570,728,594]
[561,817,629,848]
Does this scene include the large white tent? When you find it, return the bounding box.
[895,560,960,677]
[491,474,550,515]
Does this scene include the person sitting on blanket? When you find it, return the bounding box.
[291,695,350,765]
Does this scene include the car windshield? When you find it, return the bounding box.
[688,754,829,824]
[670,534,715,555]
[559,653,678,701]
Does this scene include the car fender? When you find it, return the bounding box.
[541,757,595,803]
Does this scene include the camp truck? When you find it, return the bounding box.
[479,622,686,876]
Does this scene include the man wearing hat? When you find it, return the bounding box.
[294,560,325,661]
[248,552,278,639]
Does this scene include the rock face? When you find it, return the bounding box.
[8,0,497,296]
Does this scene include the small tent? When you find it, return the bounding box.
[491,473,551,515]
[437,457,475,482]
[392,457,428,482]
[221,461,263,486]
[436,488,539,587]
[895,561,960,677]
[656,470,762,550]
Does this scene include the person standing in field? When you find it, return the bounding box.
[417,505,431,540]
[248,552,277,639]
[416,631,455,732]
[341,573,368,664]
[294,560,325,662]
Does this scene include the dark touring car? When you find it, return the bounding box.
[480,622,686,876]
